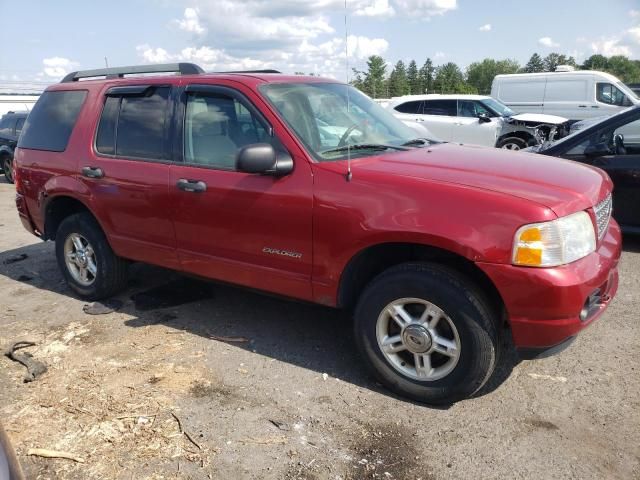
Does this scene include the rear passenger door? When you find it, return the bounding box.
[83,84,179,269]
[168,83,314,300]
[420,100,457,142]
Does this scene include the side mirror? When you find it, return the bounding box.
[235,143,293,177]
[584,142,610,158]
[478,114,491,123]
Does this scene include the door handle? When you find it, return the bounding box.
[578,105,587,108]
[591,105,600,108]
[177,178,207,193]
[82,166,104,179]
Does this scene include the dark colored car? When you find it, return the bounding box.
[14,63,620,405]
[0,111,28,183]
[527,105,640,234]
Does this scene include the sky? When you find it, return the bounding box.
[1,0,639,86]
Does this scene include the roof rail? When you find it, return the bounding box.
[60,63,204,83]
[218,69,282,74]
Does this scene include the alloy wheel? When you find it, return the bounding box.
[376,298,461,381]
[64,233,98,286]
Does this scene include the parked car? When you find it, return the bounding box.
[387,94,569,149]
[526,105,640,233]
[491,70,639,120]
[15,63,620,405]
[0,111,28,183]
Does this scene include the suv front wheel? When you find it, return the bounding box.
[354,263,499,404]
[55,212,128,300]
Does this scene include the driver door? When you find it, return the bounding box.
[168,82,315,300]
[453,100,501,147]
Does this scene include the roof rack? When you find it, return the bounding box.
[218,69,282,74]
[60,63,204,83]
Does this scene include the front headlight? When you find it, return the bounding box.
[512,211,596,267]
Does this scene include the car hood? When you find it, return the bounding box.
[508,113,568,125]
[351,143,610,217]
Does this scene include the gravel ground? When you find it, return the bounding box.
[0,178,638,480]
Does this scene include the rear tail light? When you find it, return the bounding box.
[13,163,22,193]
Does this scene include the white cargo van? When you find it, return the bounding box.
[491,70,639,120]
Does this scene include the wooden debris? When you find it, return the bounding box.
[27,448,85,463]
[239,435,287,445]
[171,412,202,450]
[209,335,249,343]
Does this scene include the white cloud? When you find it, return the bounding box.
[393,0,456,19]
[41,57,79,78]
[478,23,491,32]
[630,9,639,18]
[175,7,206,35]
[434,51,446,59]
[628,26,640,45]
[354,0,395,17]
[538,37,559,48]
[136,33,388,78]
[590,38,633,57]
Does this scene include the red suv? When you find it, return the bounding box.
[14,63,621,404]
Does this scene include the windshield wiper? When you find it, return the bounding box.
[401,138,432,147]
[320,143,407,156]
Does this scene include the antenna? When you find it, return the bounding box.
[344,0,352,182]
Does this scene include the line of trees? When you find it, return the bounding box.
[350,53,640,98]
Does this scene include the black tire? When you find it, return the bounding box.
[55,212,128,300]
[497,136,528,150]
[2,155,13,184]
[354,262,499,405]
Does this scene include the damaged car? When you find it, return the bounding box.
[387,94,571,150]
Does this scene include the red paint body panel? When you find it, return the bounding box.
[478,219,621,347]
[14,72,623,351]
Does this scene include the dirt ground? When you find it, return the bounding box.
[0,178,638,480]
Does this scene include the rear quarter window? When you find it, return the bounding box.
[18,90,87,152]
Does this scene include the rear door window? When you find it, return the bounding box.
[394,101,424,114]
[95,86,170,160]
[18,90,87,151]
[423,100,456,116]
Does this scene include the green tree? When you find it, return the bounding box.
[466,58,520,94]
[523,53,545,73]
[406,60,420,95]
[350,67,366,91]
[543,53,576,72]
[388,60,409,97]
[582,54,608,71]
[419,59,435,94]
[433,62,477,94]
[360,55,388,98]
[604,56,640,83]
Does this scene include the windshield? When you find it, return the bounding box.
[618,81,639,101]
[260,82,421,161]
[480,97,515,117]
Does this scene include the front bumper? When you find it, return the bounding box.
[478,219,621,350]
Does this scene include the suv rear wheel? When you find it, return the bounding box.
[55,212,128,300]
[354,262,498,404]
[1,155,13,184]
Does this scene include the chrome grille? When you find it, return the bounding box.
[594,193,612,240]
